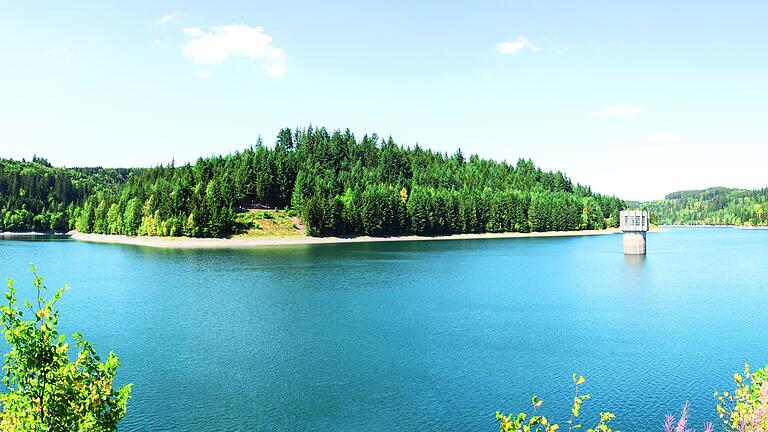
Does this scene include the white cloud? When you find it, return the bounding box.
[265,63,286,78]
[45,48,71,57]
[181,24,287,78]
[156,11,180,25]
[196,70,212,78]
[591,104,643,117]
[183,26,203,37]
[649,132,681,141]
[497,36,539,54]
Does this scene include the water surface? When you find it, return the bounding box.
[1,228,766,431]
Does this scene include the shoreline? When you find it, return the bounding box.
[661,224,768,229]
[68,229,622,249]
[661,224,734,228]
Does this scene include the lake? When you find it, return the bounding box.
[1,227,767,431]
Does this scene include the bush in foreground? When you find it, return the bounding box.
[0,267,131,431]
[499,366,768,432]
[715,364,768,432]
[496,374,617,432]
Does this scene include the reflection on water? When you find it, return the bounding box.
[623,253,646,279]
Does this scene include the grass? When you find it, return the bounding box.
[232,209,305,238]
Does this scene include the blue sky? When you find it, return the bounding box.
[1,1,766,200]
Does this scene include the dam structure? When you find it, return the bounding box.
[620,210,649,254]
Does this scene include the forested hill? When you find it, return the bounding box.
[1,127,625,237]
[640,187,768,226]
[0,156,130,232]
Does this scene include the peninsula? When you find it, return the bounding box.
[69,228,621,249]
[0,127,626,241]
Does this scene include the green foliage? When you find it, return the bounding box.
[496,374,617,432]
[0,267,131,431]
[715,364,768,431]
[0,158,128,233]
[641,187,768,226]
[291,129,623,236]
[1,127,625,238]
[499,366,768,432]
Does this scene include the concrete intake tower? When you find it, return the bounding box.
[620,210,649,254]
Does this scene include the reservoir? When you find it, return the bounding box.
[1,227,766,431]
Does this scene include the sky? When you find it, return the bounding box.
[1,1,766,201]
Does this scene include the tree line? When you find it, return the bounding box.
[0,156,128,232]
[640,187,768,226]
[1,127,625,237]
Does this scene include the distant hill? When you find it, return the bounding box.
[640,187,768,226]
[0,157,131,232]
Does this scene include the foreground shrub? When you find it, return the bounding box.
[0,266,131,431]
[498,366,768,432]
[716,364,768,432]
[662,401,713,432]
[496,374,617,432]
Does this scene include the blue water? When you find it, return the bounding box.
[0,228,766,431]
